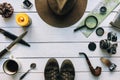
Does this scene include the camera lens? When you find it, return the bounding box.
[88,42,96,51]
[107,47,116,54]
[100,39,110,49]
[107,43,117,54]
[107,32,117,42]
[100,6,107,14]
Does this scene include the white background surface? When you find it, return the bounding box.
[0,0,120,80]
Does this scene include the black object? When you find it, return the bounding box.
[107,44,118,54]
[23,0,33,9]
[74,16,98,32]
[4,60,18,72]
[107,32,117,42]
[96,27,104,36]
[60,59,75,80]
[100,39,118,54]
[44,58,59,80]
[100,6,107,14]
[20,63,36,80]
[79,52,102,76]
[109,63,117,71]
[100,31,118,54]
[100,39,110,49]
[88,42,96,51]
[0,28,30,47]
[0,31,27,58]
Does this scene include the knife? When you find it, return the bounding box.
[0,31,28,58]
[0,28,30,47]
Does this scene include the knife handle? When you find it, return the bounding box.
[3,31,30,47]
[0,48,8,58]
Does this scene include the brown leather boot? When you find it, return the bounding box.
[44,58,59,80]
[60,59,75,80]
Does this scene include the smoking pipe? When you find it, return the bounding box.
[79,52,102,76]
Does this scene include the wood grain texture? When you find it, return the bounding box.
[0,0,120,80]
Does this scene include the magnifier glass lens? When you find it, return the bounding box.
[86,16,98,29]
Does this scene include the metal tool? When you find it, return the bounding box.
[20,63,36,80]
[0,28,30,47]
[74,16,98,32]
[0,31,28,58]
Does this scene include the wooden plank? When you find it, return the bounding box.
[0,71,119,80]
[0,0,119,12]
[0,0,119,80]
[0,28,119,42]
[0,0,36,12]
[0,42,119,58]
[0,12,117,28]
[0,58,119,72]
[86,0,120,12]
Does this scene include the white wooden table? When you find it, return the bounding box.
[0,0,120,80]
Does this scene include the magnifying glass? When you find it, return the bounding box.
[74,16,98,32]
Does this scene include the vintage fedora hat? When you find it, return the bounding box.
[35,0,87,27]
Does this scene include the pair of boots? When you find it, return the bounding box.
[44,58,75,80]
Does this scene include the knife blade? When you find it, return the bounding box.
[0,31,28,58]
[0,28,30,47]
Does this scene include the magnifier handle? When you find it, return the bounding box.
[74,25,85,32]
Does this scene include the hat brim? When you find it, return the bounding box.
[35,0,87,27]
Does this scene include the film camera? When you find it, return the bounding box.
[100,32,118,54]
